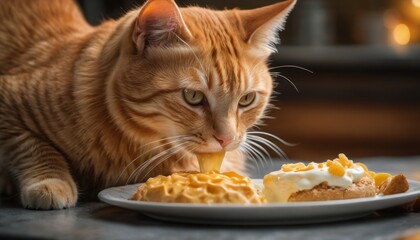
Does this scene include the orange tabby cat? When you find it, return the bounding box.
[0,0,296,209]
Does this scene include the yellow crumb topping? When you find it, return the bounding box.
[278,154,395,186]
[328,161,346,177]
[355,163,392,187]
[326,160,333,167]
[280,153,357,177]
[373,172,392,187]
[338,153,355,168]
[281,163,306,172]
[132,171,265,204]
[296,164,314,172]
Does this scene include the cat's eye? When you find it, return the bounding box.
[238,92,256,107]
[183,89,205,106]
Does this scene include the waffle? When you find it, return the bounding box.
[132,171,265,204]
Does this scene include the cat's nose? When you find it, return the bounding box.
[213,134,233,148]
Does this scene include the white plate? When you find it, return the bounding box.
[98,179,420,225]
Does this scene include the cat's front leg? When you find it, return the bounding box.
[5,132,78,209]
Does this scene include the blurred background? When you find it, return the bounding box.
[76,0,420,161]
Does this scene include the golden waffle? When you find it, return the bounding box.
[132,171,265,204]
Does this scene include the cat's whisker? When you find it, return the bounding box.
[126,145,179,184]
[268,64,313,74]
[246,135,288,160]
[132,141,193,183]
[247,131,297,147]
[240,143,263,175]
[237,147,256,174]
[246,139,272,163]
[245,140,272,170]
[242,142,265,168]
[270,72,299,93]
[238,145,258,173]
[125,140,191,184]
[173,145,198,166]
[173,32,209,80]
[242,142,265,163]
[116,135,192,185]
[140,143,193,181]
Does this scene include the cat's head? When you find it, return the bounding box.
[109,0,296,155]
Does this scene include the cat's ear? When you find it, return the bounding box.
[132,0,192,52]
[239,0,296,51]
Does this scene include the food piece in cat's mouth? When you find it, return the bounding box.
[131,171,265,204]
[196,151,226,173]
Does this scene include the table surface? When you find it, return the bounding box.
[1,156,420,240]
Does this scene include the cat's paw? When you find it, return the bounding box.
[21,178,78,210]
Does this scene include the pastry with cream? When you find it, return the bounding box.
[263,154,377,202]
[132,171,265,204]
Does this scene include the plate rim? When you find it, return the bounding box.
[98,179,420,208]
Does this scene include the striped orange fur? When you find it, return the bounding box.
[0,0,296,209]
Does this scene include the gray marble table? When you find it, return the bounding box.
[1,156,420,240]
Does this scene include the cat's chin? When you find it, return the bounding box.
[190,145,222,154]
[189,140,241,154]
[193,151,224,155]
[191,147,239,155]
[191,144,240,154]
[193,148,226,155]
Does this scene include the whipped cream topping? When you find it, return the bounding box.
[267,162,365,191]
[263,154,367,202]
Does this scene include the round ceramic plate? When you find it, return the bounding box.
[98,179,420,225]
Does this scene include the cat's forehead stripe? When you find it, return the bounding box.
[190,68,208,88]
[210,67,220,89]
[189,9,266,94]
[242,67,249,92]
[188,10,245,92]
[207,68,214,90]
[209,40,243,92]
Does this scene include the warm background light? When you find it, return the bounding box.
[412,0,420,8]
[393,23,410,45]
